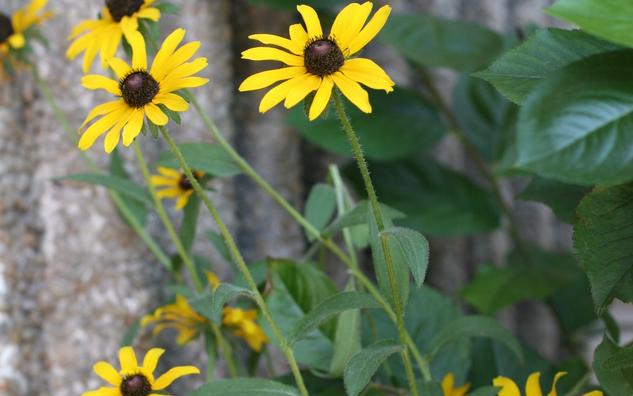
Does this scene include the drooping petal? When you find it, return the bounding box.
[8,33,25,49]
[309,75,334,120]
[152,366,200,390]
[81,387,121,396]
[238,67,307,91]
[136,7,160,21]
[104,107,135,153]
[99,27,123,70]
[121,109,145,146]
[249,34,302,55]
[67,30,96,59]
[143,349,165,376]
[83,34,104,73]
[119,346,139,371]
[68,19,101,40]
[79,100,126,132]
[332,2,373,53]
[175,190,193,210]
[151,29,186,79]
[241,47,303,67]
[289,24,309,47]
[94,362,122,387]
[129,31,147,71]
[107,58,132,80]
[348,5,392,55]
[145,103,169,125]
[332,72,371,114]
[297,5,322,38]
[153,93,189,112]
[284,74,321,108]
[78,106,129,150]
[493,376,522,396]
[81,75,121,95]
[547,372,567,396]
[259,74,312,113]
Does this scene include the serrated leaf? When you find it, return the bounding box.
[189,379,300,396]
[189,291,220,324]
[516,50,633,185]
[344,340,404,396]
[154,143,241,177]
[212,284,256,317]
[425,316,523,363]
[56,174,153,206]
[304,183,337,242]
[287,292,382,347]
[474,28,621,104]
[594,333,633,395]
[379,15,504,71]
[517,177,591,224]
[573,183,633,315]
[323,200,405,237]
[381,227,429,288]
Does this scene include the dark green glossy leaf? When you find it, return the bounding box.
[344,340,404,396]
[603,343,633,371]
[155,143,241,177]
[594,333,633,395]
[380,227,429,288]
[189,379,300,396]
[517,177,591,224]
[56,174,153,206]
[304,183,337,242]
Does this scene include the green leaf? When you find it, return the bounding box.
[203,331,217,382]
[546,0,633,47]
[147,117,160,139]
[425,316,523,363]
[517,177,591,224]
[180,193,201,256]
[212,284,256,317]
[344,340,404,396]
[194,255,213,290]
[154,2,180,16]
[56,174,153,206]
[288,88,445,161]
[205,230,233,263]
[287,292,382,347]
[189,379,300,396]
[109,147,148,227]
[573,183,633,314]
[329,281,363,378]
[516,50,633,185]
[603,343,633,371]
[322,200,405,237]
[380,227,429,288]
[594,333,633,395]
[245,0,347,11]
[603,310,621,344]
[414,381,444,396]
[304,183,337,242]
[343,157,500,236]
[157,103,181,125]
[189,291,220,324]
[166,284,196,299]
[474,28,621,104]
[120,319,140,347]
[469,387,502,396]
[154,143,241,177]
[379,15,504,71]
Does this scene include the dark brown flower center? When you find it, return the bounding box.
[120,374,152,396]
[178,171,201,190]
[304,38,344,77]
[0,14,14,45]
[120,70,159,109]
[106,0,145,23]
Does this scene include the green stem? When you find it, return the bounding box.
[30,65,173,271]
[159,125,310,396]
[210,322,239,378]
[132,140,204,293]
[333,90,419,394]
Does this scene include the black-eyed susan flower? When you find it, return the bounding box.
[67,0,160,73]
[494,372,602,396]
[78,29,208,153]
[238,2,395,121]
[82,346,199,396]
[141,294,207,346]
[441,373,470,396]
[222,306,269,352]
[150,166,204,210]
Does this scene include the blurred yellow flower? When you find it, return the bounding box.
[67,0,161,73]
[238,2,395,120]
[82,346,199,396]
[205,270,220,290]
[442,373,470,396]
[141,294,207,346]
[0,0,53,53]
[222,306,269,352]
[494,372,602,396]
[150,166,204,210]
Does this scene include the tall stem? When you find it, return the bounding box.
[333,90,418,395]
[158,125,310,396]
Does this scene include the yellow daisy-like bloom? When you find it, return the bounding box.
[442,373,470,396]
[82,346,199,396]
[0,0,53,53]
[494,372,603,396]
[140,295,207,346]
[78,28,208,153]
[67,0,160,73]
[150,166,204,211]
[222,306,269,352]
[238,2,395,121]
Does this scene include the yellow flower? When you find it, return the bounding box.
[0,0,53,53]
[442,373,470,396]
[238,2,395,121]
[78,29,208,153]
[494,372,603,396]
[67,0,160,73]
[140,294,207,346]
[205,270,220,290]
[222,306,269,352]
[82,346,199,396]
[150,166,204,210]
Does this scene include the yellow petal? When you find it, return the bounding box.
[160,57,207,84]
[175,190,193,210]
[104,123,122,153]
[151,176,178,187]
[81,387,121,396]
[581,392,603,396]
[289,23,309,47]
[145,103,168,125]
[330,3,360,45]
[79,100,126,132]
[441,373,454,396]
[99,27,123,70]
[238,67,307,91]
[160,77,208,93]
[157,166,182,179]
[78,106,129,151]
[81,75,120,96]
[143,349,165,376]
[453,383,471,396]
[332,2,373,53]
[152,366,200,390]
[309,75,334,120]
[137,7,160,21]
[83,36,103,73]
[332,72,371,114]
[259,74,311,113]
[340,58,395,91]
[349,5,392,55]
[494,376,521,396]
[8,33,25,49]
[249,33,303,55]
[547,372,567,396]
[284,74,321,108]
[153,93,189,112]
[526,373,543,396]
[68,19,101,40]
[118,346,138,371]
[157,187,183,199]
[297,5,322,38]
[242,47,303,67]
[94,362,122,387]
[151,28,186,79]
[122,109,145,146]
[107,58,132,80]
[128,31,147,70]
[120,15,139,37]
[66,31,95,59]
[11,11,25,33]
[154,42,202,81]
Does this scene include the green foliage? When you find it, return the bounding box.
[593,334,633,395]
[380,227,429,288]
[120,319,140,347]
[322,200,405,237]
[517,177,591,224]
[344,340,404,396]
[304,183,337,242]
[189,292,220,324]
[155,143,242,177]
[56,174,153,206]
[288,88,445,161]
[212,284,256,318]
[180,193,201,256]
[468,387,502,396]
[414,381,444,396]
[154,2,180,16]
[189,379,300,396]
[328,282,363,378]
[603,343,633,371]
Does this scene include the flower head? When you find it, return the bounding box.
[442,373,470,396]
[150,166,204,210]
[0,0,53,52]
[494,372,602,396]
[222,306,269,352]
[78,29,208,153]
[82,346,199,396]
[238,2,395,120]
[67,0,161,73]
[140,295,207,345]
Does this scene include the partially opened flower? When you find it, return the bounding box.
[238,2,395,120]
[150,166,204,210]
[494,372,602,396]
[82,346,199,396]
[442,373,470,396]
[0,0,53,53]
[78,28,208,153]
[222,306,269,352]
[67,0,161,73]
[141,294,207,345]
